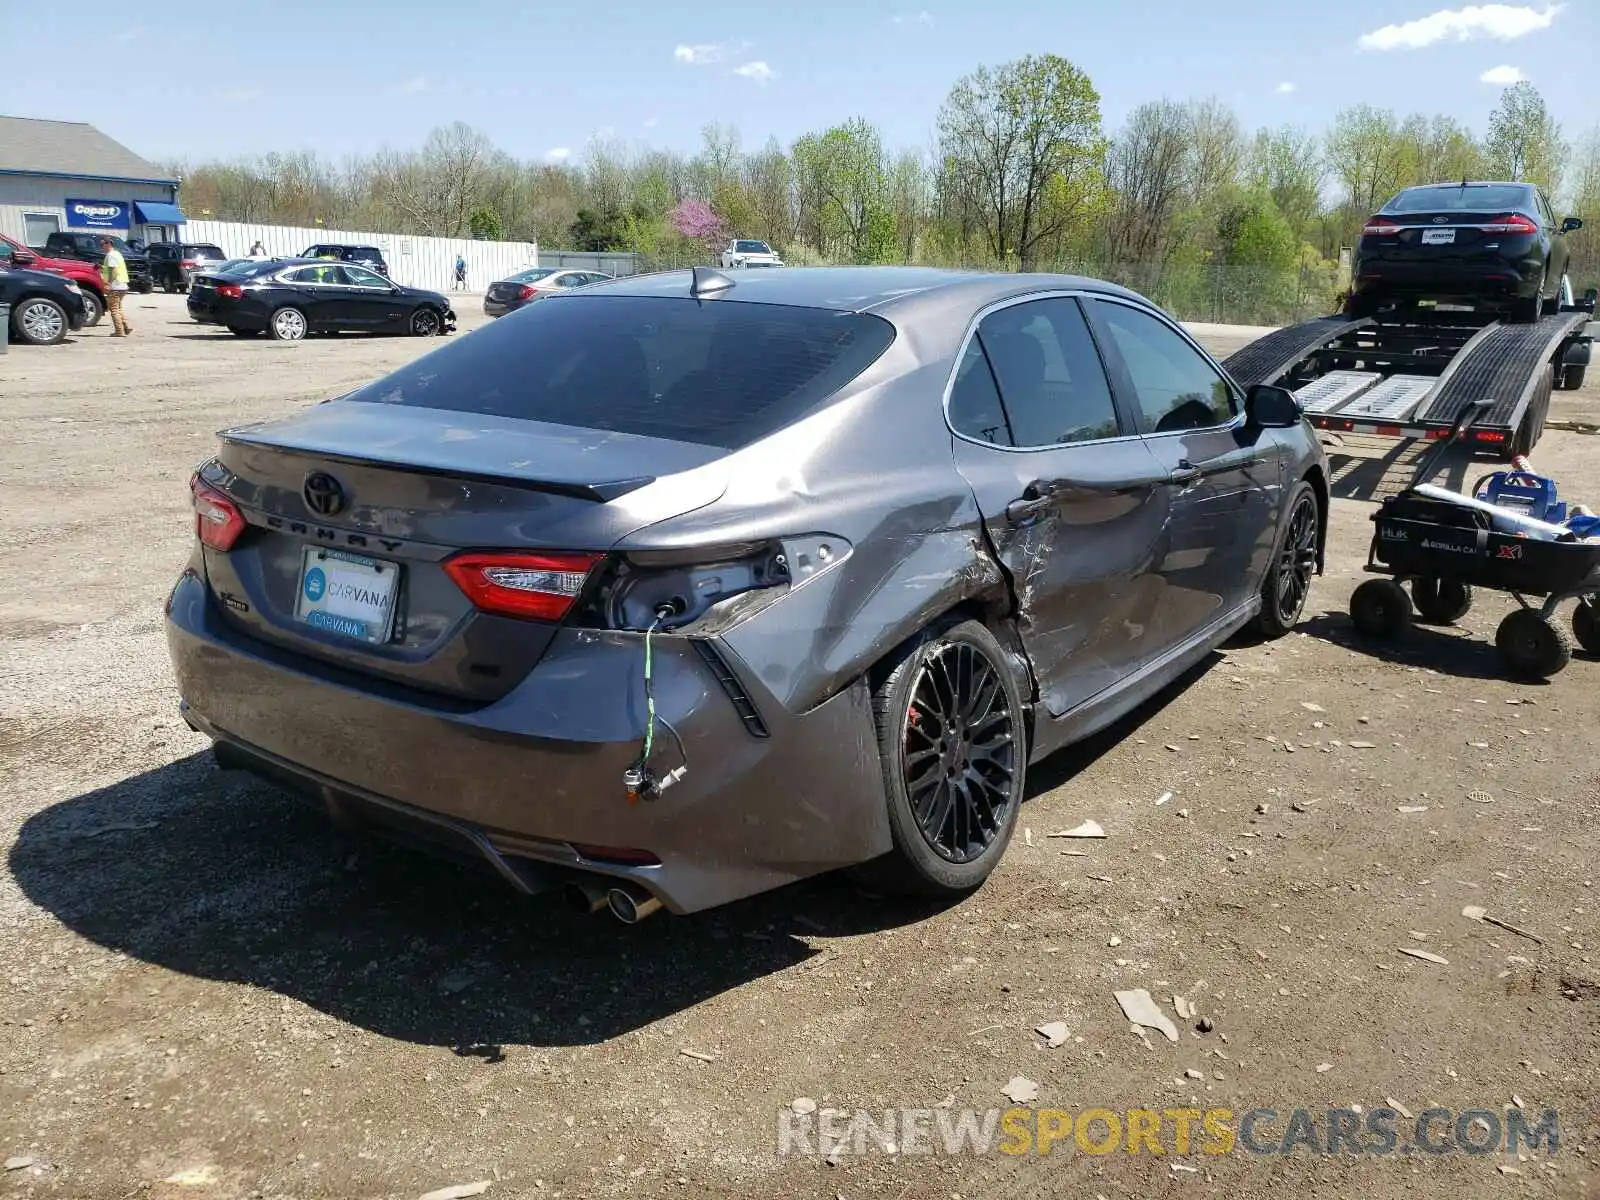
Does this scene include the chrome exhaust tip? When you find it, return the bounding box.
[563,878,610,915]
[607,881,664,924]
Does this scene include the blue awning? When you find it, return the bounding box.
[132,201,186,225]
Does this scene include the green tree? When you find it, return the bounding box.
[468,205,503,240]
[791,118,890,263]
[1486,81,1566,192]
[936,54,1105,269]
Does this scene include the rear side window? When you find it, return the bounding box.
[1386,185,1531,213]
[974,298,1120,447]
[347,296,896,450]
[191,245,224,258]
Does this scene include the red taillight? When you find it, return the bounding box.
[443,551,600,621]
[216,282,243,300]
[1480,213,1539,235]
[190,475,245,551]
[180,258,197,268]
[518,285,540,300]
[1362,216,1401,236]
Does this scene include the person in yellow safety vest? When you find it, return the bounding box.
[98,236,131,337]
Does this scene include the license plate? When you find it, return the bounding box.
[294,548,399,643]
[1421,228,1456,245]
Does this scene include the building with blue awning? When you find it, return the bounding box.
[0,115,187,249]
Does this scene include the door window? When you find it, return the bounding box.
[344,265,388,287]
[1088,300,1235,433]
[973,298,1121,447]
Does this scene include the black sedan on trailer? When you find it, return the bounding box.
[1349,181,1582,322]
[188,258,455,341]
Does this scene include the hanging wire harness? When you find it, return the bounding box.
[622,604,689,802]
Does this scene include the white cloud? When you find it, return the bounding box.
[1479,63,1526,82]
[1275,81,1296,93]
[114,26,143,41]
[892,10,934,24]
[673,41,746,65]
[545,147,572,162]
[1357,3,1562,50]
[397,74,432,94]
[643,115,660,129]
[217,87,264,103]
[733,60,776,84]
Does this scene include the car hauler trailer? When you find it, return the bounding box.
[1222,296,1595,461]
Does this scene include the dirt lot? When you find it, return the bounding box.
[1,295,1598,1199]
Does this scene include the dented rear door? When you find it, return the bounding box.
[946,295,1174,718]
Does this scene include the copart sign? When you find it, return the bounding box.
[64,199,129,230]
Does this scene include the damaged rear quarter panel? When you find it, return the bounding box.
[616,350,1010,715]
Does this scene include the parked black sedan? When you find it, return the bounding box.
[188,258,455,341]
[1349,181,1582,322]
[3,265,89,345]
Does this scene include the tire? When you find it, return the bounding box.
[268,307,308,341]
[409,306,442,336]
[1542,273,1566,316]
[1496,608,1571,680]
[1511,269,1544,324]
[1344,293,1381,319]
[1411,578,1473,624]
[135,279,153,295]
[857,619,1026,899]
[79,290,102,328]
[12,296,68,346]
[1255,480,1320,638]
[1559,364,1587,391]
[1350,578,1412,639]
[1573,599,1600,656]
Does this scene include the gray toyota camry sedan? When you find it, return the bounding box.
[167,266,1327,921]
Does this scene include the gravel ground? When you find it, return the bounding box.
[1,295,1597,1199]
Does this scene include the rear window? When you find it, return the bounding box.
[1386,184,1531,213]
[347,295,896,450]
[188,244,225,259]
[508,267,558,283]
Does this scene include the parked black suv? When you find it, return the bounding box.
[2,266,89,345]
[147,242,227,293]
[37,232,154,293]
[300,243,390,277]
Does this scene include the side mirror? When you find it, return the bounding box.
[1562,216,1583,233]
[1245,383,1302,429]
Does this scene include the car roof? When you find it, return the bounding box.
[581,266,1144,318]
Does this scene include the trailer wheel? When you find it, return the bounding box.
[1411,578,1473,624]
[1558,364,1587,391]
[1573,599,1600,656]
[1496,609,1571,680]
[1350,579,1412,639]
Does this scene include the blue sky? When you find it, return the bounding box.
[3,0,1594,168]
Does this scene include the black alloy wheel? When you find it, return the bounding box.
[902,639,1019,864]
[1258,483,1319,636]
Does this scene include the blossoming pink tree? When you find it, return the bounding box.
[669,199,726,258]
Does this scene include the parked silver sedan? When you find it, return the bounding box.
[483,266,613,317]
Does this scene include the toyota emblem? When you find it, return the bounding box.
[303,472,346,516]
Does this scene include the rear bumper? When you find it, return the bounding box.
[164,568,891,913]
[1353,255,1543,300]
[482,296,522,317]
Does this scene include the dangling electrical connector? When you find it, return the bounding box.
[623,602,690,802]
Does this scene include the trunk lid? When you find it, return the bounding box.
[201,402,727,702]
[1365,211,1528,260]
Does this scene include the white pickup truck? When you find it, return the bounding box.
[719,239,784,269]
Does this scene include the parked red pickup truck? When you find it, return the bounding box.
[0,234,104,326]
